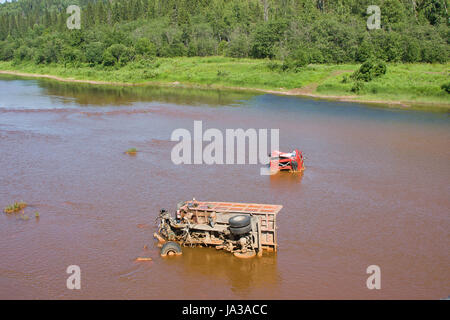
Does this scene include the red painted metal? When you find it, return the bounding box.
[270,149,305,173]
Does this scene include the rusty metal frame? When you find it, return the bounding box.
[182,201,282,251]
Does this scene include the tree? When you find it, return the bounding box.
[384,32,404,62]
[403,38,421,62]
[0,0,447,65]
[61,45,83,67]
[85,42,105,65]
[226,30,249,58]
[382,0,407,26]
[356,37,375,62]
[422,41,448,63]
[441,82,450,94]
[417,0,448,25]
[102,49,116,66]
[0,40,16,60]
[108,43,127,61]
[14,45,32,61]
[250,20,288,59]
[135,37,156,57]
[33,48,46,64]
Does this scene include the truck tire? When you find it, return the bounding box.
[229,215,251,228]
[160,241,182,257]
[229,224,252,235]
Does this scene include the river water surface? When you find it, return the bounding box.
[0,75,449,299]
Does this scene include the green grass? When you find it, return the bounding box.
[0,57,348,89]
[317,63,450,105]
[0,58,449,110]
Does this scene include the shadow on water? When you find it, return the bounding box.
[36,79,259,107]
[162,246,280,293]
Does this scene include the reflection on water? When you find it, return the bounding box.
[163,247,279,294]
[38,78,258,107]
[269,171,304,189]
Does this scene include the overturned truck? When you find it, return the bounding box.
[154,200,282,258]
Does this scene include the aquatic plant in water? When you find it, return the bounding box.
[125,148,138,155]
[4,201,27,214]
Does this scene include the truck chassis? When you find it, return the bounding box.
[154,200,282,258]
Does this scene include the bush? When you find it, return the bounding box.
[217,40,228,56]
[14,45,32,61]
[131,57,159,69]
[422,42,448,63]
[216,70,229,78]
[382,0,406,25]
[403,39,421,63]
[226,32,249,58]
[266,61,282,71]
[135,38,156,57]
[441,83,450,94]
[351,81,364,94]
[102,49,116,66]
[120,46,136,65]
[250,21,288,59]
[61,46,84,66]
[103,44,135,66]
[159,42,186,57]
[352,60,387,82]
[0,42,16,61]
[341,74,349,83]
[85,42,105,65]
[33,49,46,64]
[282,48,309,72]
[308,48,324,64]
[356,39,374,62]
[384,32,403,62]
[195,38,216,57]
[108,44,127,61]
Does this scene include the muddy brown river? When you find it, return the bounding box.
[0,75,449,299]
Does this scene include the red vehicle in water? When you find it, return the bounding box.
[269,149,305,173]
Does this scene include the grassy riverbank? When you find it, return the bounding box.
[0,58,448,111]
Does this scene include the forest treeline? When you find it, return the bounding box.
[0,0,448,68]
